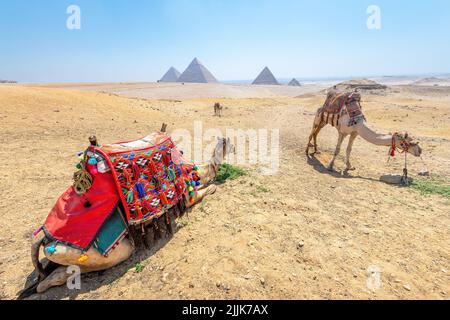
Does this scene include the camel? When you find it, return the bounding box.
[27,137,235,295]
[214,102,223,117]
[306,90,422,171]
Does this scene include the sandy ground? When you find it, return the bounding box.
[0,83,449,300]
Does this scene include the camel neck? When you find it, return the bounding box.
[209,147,224,175]
[357,122,392,146]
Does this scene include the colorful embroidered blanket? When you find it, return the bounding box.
[42,132,200,255]
[96,133,200,225]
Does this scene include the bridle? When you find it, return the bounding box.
[389,132,411,157]
[388,132,414,186]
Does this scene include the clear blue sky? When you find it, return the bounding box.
[1,0,449,82]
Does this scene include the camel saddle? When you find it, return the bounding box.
[41,132,200,256]
[321,90,365,126]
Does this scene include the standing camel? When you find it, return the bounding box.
[306,90,422,171]
[214,102,223,117]
[27,137,234,295]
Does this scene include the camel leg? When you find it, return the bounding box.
[306,116,324,155]
[306,126,316,154]
[327,133,346,171]
[312,125,324,154]
[36,266,72,294]
[345,133,358,171]
[187,185,217,208]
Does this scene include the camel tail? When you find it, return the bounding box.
[31,235,46,280]
[17,236,47,299]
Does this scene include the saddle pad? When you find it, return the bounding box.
[94,134,201,225]
[43,172,120,251]
[322,90,361,114]
[92,206,128,256]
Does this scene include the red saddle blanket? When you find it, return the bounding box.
[43,133,200,252]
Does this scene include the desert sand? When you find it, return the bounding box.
[0,82,449,300]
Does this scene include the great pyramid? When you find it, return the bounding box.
[177,58,218,83]
[159,67,180,82]
[288,78,301,86]
[252,67,279,85]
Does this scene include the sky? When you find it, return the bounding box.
[0,0,449,82]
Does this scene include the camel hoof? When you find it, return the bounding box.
[327,166,334,172]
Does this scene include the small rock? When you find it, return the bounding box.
[418,171,430,177]
[297,241,305,249]
[189,283,194,288]
[260,278,266,286]
[403,284,411,291]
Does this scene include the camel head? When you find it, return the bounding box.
[393,133,422,157]
[216,137,235,158]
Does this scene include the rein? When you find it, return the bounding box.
[388,133,412,186]
[389,132,411,157]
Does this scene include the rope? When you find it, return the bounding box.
[73,153,93,195]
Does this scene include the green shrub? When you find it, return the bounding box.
[215,163,247,183]
[411,177,450,198]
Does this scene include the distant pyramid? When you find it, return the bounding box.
[252,67,279,85]
[160,67,180,82]
[288,78,301,86]
[177,58,218,83]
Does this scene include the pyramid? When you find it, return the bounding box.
[177,58,218,83]
[252,67,279,85]
[160,67,180,82]
[288,78,301,86]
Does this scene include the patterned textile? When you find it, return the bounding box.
[95,133,200,225]
[321,90,365,126]
[41,133,200,256]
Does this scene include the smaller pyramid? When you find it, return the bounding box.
[252,67,279,85]
[288,78,301,86]
[160,67,180,82]
[177,58,218,83]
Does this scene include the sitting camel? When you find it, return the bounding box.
[27,136,235,295]
[214,102,223,117]
[306,89,422,171]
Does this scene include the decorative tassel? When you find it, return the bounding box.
[46,245,57,255]
[78,254,89,263]
[160,192,169,205]
[132,163,140,180]
[32,226,43,237]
